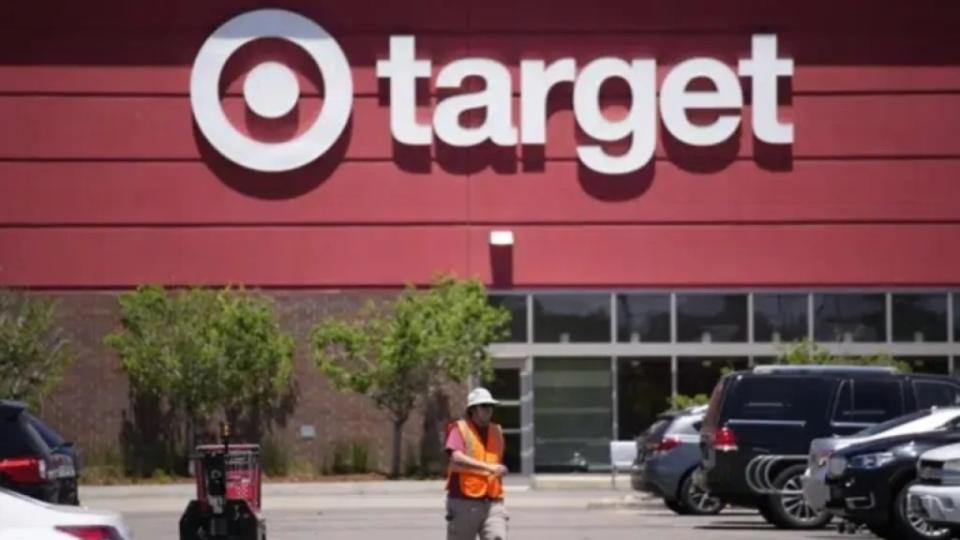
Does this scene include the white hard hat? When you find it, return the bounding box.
[467,387,499,408]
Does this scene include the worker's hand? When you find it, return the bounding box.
[490,464,508,478]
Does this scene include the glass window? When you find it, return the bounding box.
[954,293,960,342]
[503,432,521,474]
[913,380,960,409]
[726,377,810,421]
[754,294,808,342]
[677,357,748,398]
[0,417,39,456]
[677,294,747,342]
[617,357,671,439]
[893,294,947,342]
[487,368,521,402]
[488,294,527,343]
[534,357,612,471]
[897,356,949,375]
[616,294,670,343]
[533,294,610,343]
[833,379,904,424]
[814,293,886,342]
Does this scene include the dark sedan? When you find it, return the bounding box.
[823,428,960,540]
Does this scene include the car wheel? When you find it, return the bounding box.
[893,481,952,540]
[664,498,690,515]
[866,521,895,540]
[678,473,724,515]
[757,498,778,525]
[766,464,833,529]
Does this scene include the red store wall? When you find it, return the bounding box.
[2,0,960,289]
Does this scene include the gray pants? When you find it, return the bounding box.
[445,497,508,540]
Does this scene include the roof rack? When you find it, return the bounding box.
[751,365,898,375]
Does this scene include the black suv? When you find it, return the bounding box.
[0,400,79,504]
[699,366,960,529]
[824,427,960,540]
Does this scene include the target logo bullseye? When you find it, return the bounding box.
[190,9,353,172]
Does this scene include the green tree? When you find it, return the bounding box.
[311,275,510,478]
[105,286,295,471]
[778,338,908,371]
[0,290,73,409]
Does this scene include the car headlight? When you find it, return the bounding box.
[944,459,960,473]
[848,452,895,470]
[827,455,847,478]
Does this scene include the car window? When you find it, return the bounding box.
[854,409,931,436]
[726,377,809,420]
[914,381,960,409]
[833,379,904,424]
[0,417,41,457]
[26,414,65,449]
[667,415,703,436]
[702,378,728,429]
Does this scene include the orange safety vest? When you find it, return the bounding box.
[446,419,505,499]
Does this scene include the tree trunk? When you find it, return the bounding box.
[391,417,407,479]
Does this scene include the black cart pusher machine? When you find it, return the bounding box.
[180,423,266,540]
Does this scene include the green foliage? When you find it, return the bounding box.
[0,290,73,408]
[260,437,292,477]
[668,393,710,410]
[311,274,510,476]
[105,285,295,468]
[777,338,909,372]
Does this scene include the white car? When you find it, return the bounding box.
[802,407,960,510]
[909,442,960,529]
[0,487,132,540]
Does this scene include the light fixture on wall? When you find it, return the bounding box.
[489,230,514,246]
[489,230,515,286]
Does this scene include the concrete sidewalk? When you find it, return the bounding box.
[79,475,647,514]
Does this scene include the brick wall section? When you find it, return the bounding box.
[35,289,468,475]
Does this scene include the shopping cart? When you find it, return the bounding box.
[180,424,266,540]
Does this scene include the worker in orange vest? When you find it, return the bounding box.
[444,387,509,540]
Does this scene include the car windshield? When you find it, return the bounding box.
[26,414,65,449]
[852,409,945,437]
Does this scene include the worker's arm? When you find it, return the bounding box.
[450,450,508,477]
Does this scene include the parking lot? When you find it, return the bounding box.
[122,504,859,540]
[84,483,859,540]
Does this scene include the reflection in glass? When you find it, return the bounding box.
[754,294,808,342]
[677,294,747,342]
[677,357,748,398]
[617,357,671,439]
[533,294,610,343]
[616,294,670,342]
[896,356,949,375]
[534,357,612,471]
[488,294,527,343]
[487,368,521,401]
[893,294,947,342]
[814,294,886,342]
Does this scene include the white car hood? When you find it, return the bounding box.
[920,442,960,463]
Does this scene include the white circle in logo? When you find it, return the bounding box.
[190,9,353,172]
[243,61,300,119]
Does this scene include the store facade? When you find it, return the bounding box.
[1,1,959,474]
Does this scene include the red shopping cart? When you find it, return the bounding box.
[180,424,266,540]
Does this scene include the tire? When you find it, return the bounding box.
[678,472,724,516]
[866,522,895,540]
[757,498,778,525]
[892,481,953,540]
[765,464,833,529]
[664,498,691,515]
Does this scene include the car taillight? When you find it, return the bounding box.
[0,457,46,483]
[713,427,738,452]
[55,526,122,540]
[655,436,682,454]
